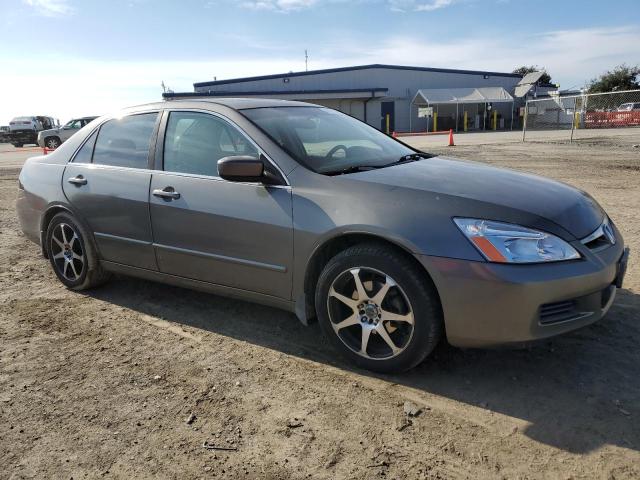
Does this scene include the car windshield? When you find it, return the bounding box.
[240,106,419,174]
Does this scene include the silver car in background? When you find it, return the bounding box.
[16,99,629,372]
[38,116,98,149]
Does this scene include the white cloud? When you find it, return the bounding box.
[22,0,74,16]
[388,0,458,12]
[239,0,319,12]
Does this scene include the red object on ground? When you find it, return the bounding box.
[392,131,398,138]
[448,129,455,147]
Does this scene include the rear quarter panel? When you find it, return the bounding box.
[16,126,94,245]
[17,157,68,245]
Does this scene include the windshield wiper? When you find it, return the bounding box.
[385,152,432,166]
[323,153,432,176]
[323,165,382,176]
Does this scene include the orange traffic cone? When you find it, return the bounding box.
[448,129,455,147]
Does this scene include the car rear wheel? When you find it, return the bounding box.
[45,212,110,290]
[315,243,442,373]
[45,137,61,149]
[12,143,23,148]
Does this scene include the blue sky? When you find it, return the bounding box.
[1,0,639,124]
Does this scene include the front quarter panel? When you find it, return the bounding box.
[288,167,486,302]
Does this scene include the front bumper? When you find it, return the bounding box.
[419,239,628,348]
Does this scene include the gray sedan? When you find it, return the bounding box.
[16,99,629,372]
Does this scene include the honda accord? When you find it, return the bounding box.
[16,99,629,372]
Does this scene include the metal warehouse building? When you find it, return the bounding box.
[166,64,546,133]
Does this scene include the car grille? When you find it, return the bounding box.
[583,232,610,251]
[581,218,615,252]
[539,300,578,325]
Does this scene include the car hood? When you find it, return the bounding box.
[347,156,604,240]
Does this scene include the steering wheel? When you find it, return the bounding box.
[325,144,348,158]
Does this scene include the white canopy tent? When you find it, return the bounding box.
[410,87,515,132]
[412,86,514,105]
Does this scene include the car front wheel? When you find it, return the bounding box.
[45,137,61,149]
[315,243,442,373]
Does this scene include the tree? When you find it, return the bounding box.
[512,66,552,85]
[588,64,640,93]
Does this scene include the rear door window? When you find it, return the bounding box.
[163,111,258,177]
[72,130,98,163]
[93,113,158,169]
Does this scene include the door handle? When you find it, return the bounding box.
[67,175,87,186]
[152,187,181,200]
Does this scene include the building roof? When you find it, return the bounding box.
[193,63,523,88]
[165,87,388,99]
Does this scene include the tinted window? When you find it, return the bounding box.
[73,130,98,163]
[163,111,258,177]
[93,113,158,168]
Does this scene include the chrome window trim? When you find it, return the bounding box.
[63,162,157,175]
[161,108,290,187]
[153,169,291,190]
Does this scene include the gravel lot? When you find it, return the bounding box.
[1,136,639,479]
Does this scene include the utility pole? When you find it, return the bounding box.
[305,49,308,72]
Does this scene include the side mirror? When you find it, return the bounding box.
[218,155,264,182]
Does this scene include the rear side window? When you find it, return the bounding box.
[72,130,98,163]
[93,113,158,169]
[163,111,258,177]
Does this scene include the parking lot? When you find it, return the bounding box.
[1,133,639,479]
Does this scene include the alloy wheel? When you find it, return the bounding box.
[326,267,414,360]
[50,223,85,282]
[46,138,60,149]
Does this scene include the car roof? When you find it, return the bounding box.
[108,98,322,120]
[163,97,319,110]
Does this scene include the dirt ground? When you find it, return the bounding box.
[1,136,639,480]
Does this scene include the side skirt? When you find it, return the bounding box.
[100,260,296,314]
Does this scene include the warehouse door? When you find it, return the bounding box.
[380,101,395,133]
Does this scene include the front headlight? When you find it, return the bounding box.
[454,218,580,263]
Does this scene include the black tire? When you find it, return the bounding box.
[45,136,61,149]
[13,143,23,148]
[45,212,110,290]
[315,243,443,373]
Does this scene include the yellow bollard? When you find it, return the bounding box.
[492,110,497,130]
[574,111,580,129]
[385,114,390,135]
[433,112,438,132]
[463,111,468,132]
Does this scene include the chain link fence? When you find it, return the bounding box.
[522,89,640,142]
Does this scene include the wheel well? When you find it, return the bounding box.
[303,233,441,322]
[45,135,60,144]
[40,206,71,257]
